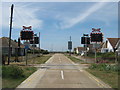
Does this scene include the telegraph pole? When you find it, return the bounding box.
[8,4,14,65]
[39,32,40,55]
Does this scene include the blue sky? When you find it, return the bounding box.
[0,1,118,51]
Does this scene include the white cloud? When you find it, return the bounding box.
[1,3,43,30]
[1,0,119,2]
[58,0,109,29]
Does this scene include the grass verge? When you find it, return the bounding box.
[2,65,37,88]
[10,55,52,65]
[28,55,52,64]
[86,68,118,88]
[2,55,52,88]
[65,54,84,63]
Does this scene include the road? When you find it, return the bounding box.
[17,54,111,88]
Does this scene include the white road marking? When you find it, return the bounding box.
[61,70,64,80]
[59,57,61,62]
[79,70,83,72]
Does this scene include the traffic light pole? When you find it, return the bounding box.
[8,4,14,65]
[85,37,87,63]
[69,36,71,56]
[95,42,97,63]
[39,32,40,55]
[83,34,88,63]
[33,36,35,65]
[25,40,28,66]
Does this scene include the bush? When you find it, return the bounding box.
[42,50,49,54]
[89,63,98,69]
[10,66,24,78]
[110,65,120,72]
[97,63,107,71]
[97,60,109,63]
[89,63,119,72]
[101,52,115,60]
[2,65,24,79]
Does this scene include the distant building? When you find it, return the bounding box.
[74,47,84,55]
[101,38,120,53]
[115,39,120,55]
[0,37,25,56]
[87,44,93,52]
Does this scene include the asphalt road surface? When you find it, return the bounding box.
[17,54,111,88]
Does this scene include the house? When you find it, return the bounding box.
[87,44,93,52]
[0,37,25,56]
[115,39,120,55]
[1,37,18,55]
[73,48,77,54]
[101,38,120,53]
[74,47,84,55]
[92,42,104,52]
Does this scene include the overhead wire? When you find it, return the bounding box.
[14,8,28,26]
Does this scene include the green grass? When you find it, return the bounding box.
[2,65,37,88]
[86,69,118,89]
[2,55,52,88]
[87,52,116,63]
[10,55,52,65]
[28,55,51,64]
[65,54,84,63]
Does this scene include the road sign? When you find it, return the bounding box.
[24,42,30,49]
[90,33,103,42]
[93,43,101,48]
[81,37,90,44]
[68,41,72,50]
[24,45,29,49]
[30,37,39,44]
[23,26,32,30]
[20,30,34,40]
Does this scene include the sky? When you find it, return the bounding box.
[0,0,119,51]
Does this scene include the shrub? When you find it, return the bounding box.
[97,63,107,71]
[2,65,24,79]
[110,65,120,72]
[42,50,49,54]
[10,65,24,78]
[89,63,98,69]
[89,63,120,72]
[101,52,115,60]
[98,60,109,63]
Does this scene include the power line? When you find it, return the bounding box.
[14,8,28,25]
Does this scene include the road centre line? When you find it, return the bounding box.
[61,70,64,80]
[59,57,61,62]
